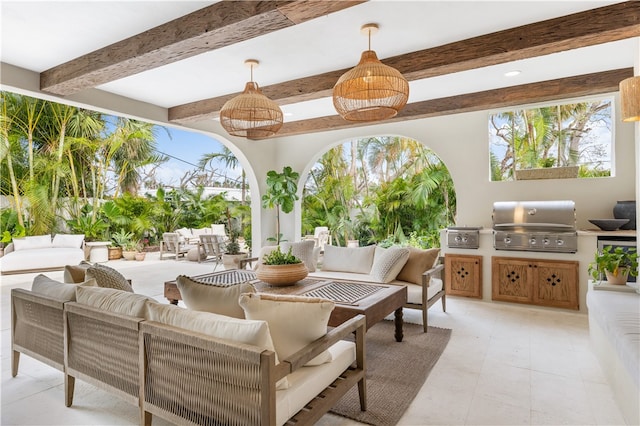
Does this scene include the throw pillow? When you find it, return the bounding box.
[63,261,92,283]
[76,286,156,317]
[370,246,410,283]
[31,274,97,301]
[52,233,85,248]
[321,245,376,274]
[239,293,335,366]
[13,235,52,251]
[176,275,255,318]
[280,240,318,272]
[85,263,134,292]
[396,247,441,285]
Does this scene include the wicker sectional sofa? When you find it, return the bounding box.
[12,282,366,425]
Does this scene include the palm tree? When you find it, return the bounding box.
[199,146,247,203]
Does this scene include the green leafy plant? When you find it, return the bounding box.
[225,232,241,255]
[111,229,134,248]
[0,208,26,245]
[122,238,140,252]
[261,166,299,244]
[262,246,301,265]
[588,245,638,281]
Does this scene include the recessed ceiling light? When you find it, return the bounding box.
[504,70,521,77]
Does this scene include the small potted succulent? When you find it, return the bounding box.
[256,246,308,286]
[588,245,638,284]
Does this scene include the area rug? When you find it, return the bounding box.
[330,321,451,426]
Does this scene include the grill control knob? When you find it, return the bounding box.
[530,237,537,245]
[543,238,550,245]
[462,235,468,243]
[504,237,511,244]
[454,235,462,243]
[557,239,564,246]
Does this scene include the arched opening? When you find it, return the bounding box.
[300,135,456,248]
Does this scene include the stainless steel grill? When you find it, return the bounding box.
[492,200,577,253]
[447,226,482,249]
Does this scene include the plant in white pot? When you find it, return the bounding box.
[588,245,638,285]
[256,246,308,286]
[222,232,247,269]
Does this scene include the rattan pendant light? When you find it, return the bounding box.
[219,59,283,139]
[620,76,640,122]
[333,23,409,122]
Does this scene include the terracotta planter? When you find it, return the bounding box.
[256,263,308,286]
[222,253,247,269]
[122,250,136,261]
[605,268,629,285]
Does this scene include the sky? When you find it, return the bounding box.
[150,125,233,187]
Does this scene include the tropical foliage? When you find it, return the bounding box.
[302,136,456,247]
[489,99,612,181]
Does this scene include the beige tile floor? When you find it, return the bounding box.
[1,252,628,425]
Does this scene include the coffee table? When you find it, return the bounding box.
[164,270,408,342]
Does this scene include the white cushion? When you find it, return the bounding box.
[370,246,410,283]
[1,247,85,273]
[52,234,85,248]
[211,224,226,236]
[12,235,52,251]
[191,227,211,237]
[239,293,334,366]
[145,303,277,355]
[176,275,255,318]
[402,277,444,304]
[76,286,155,317]
[31,274,97,301]
[275,340,355,426]
[321,245,376,274]
[175,227,193,239]
[280,240,318,272]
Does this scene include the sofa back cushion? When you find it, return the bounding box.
[321,245,376,274]
[280,240,319,272]
[396,247,440,285]
[239,293,335,366]
[175,227,193,240]
[52,234,85,249]
[370,246,411,283]
[146,303,276,353]
[76,286,155,317]
[85,263,134,292]
[31,274,97,301]
[176,275,255,318]
[13,235,52,251]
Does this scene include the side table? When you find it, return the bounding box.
[86,241,111,263]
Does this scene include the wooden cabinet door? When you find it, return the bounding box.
[445,254,482,298]
[491,257,532,303]
[532,259,579,310]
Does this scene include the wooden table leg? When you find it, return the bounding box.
[394,307,404,342]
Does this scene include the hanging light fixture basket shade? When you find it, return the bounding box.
[333,50,409,122]
[620,76,640,122]
[220,81,283,139]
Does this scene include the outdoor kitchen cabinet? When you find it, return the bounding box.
[445,254,482,298]
[491,256,579,310]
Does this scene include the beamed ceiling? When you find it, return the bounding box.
[1,1,639,139]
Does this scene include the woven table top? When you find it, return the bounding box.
[302,281,384,305]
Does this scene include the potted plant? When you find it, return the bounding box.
[122,238,139,261]
[261,166,299,244]
[109,229,132,260]
[588,245,638,285]
[222,232,247,269]
[256,246,308,286]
